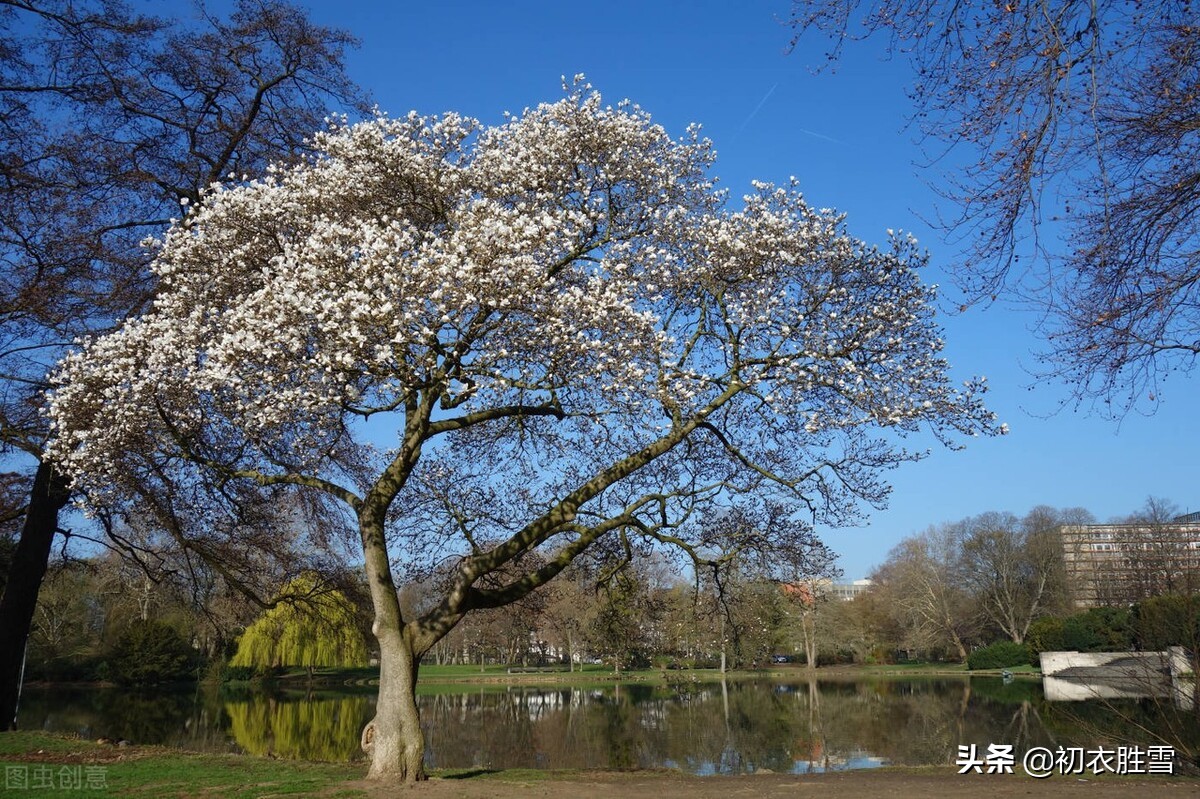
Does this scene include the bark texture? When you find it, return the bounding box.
[0,462,70,730]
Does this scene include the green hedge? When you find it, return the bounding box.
[967,640,1030,670]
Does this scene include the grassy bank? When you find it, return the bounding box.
[0,732,366,799]
[253,660,1036,691]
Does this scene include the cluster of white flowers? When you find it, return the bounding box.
[47,84,999,508]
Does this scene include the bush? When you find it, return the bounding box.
[1026,617,1066,665]
[1134,595,1200,650]
[108,620,197,685]
[1027,608,1136,666]
[967,640,1030,671]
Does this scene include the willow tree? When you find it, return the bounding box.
[230,574,367,674]
[48,81,1001,783]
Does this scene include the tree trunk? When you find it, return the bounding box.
[0,461,70,731]
[362,629,425,782]
[802,612,818,670]
[952,635,969,664]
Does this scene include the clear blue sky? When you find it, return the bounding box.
[253,0,1197,579]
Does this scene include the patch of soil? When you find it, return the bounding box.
[349,768,1200,799]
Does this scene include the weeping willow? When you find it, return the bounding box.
[226,695,370,760]
[231,574,368,670]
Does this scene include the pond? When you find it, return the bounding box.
[14,676,1198,774]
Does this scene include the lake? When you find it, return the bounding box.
[14,676,1196,774]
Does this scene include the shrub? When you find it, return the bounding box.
[1026,617,1066,665]
[967,640,1030,671]
[108,620,197,685]
[1027,608,1136,666]
[1134,595,1200,650]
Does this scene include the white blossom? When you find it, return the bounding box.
[46,84,1001,512]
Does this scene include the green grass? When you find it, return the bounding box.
[0,732,367,798]
[0,730,90,755]
[229,661,1036,695]
[104,756,366,798]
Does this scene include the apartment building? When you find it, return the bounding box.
[1059,520,1200,607]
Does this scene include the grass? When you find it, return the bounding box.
[0,732,367,798]
[252,661,1027,692]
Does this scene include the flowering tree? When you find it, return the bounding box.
[48,81,1000,782]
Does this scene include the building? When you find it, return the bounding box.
[783,578,873,604]
[828,579,873,601]
[1059,520,1200,607]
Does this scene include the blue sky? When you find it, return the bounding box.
[262,0,1197,579]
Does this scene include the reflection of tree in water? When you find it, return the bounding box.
[1037,694,1200,765]
[421,685,667,771]
[226,695,369,761]
[423,679,1063,774]
[817,679,968,766]
[421,688,541,769]
[19,686,227,748]
[28,679,1193,769]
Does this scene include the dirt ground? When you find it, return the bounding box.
[352,769,1200,799]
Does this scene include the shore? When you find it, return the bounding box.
[245,660,1039,691]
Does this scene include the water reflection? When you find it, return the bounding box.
[226,694,369,761]
[16,676,1200,773]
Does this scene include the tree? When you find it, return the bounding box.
[47,81,1001,782]
[108,618,196,685]
[956,508,1074,644]
[873,526,978,661]
[231,574,368,675]
[585,564,659,673]
[788,1,1200,414]
[0,0,362,730]
[1118,497,1200,600]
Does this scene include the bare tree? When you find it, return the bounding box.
[788,1,1200,414]
[957,509,1073,644]
[0,0,363,730]
[1120,497,1200,600]
[873,526,978,661]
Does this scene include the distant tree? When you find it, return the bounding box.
[957,508,1074,644]
[788,0,1200,414]
[0,0,363,731]
[873,526,978,661]
[230,574,368,675]
[1117,497,1200,601]
[585,566,659,673]
[48,82,1001,782]
[810,594,875,664]
[108,619,196,685]
[541,567,592,671]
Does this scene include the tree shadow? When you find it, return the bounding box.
[439,768,502,779]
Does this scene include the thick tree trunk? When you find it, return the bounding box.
[362,629,425,782]
[0,461,70,731]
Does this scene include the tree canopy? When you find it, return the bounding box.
[47,80,1001,781]
[0,0,364,731]
[231,574,367,672]
[788,0,1200,413]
